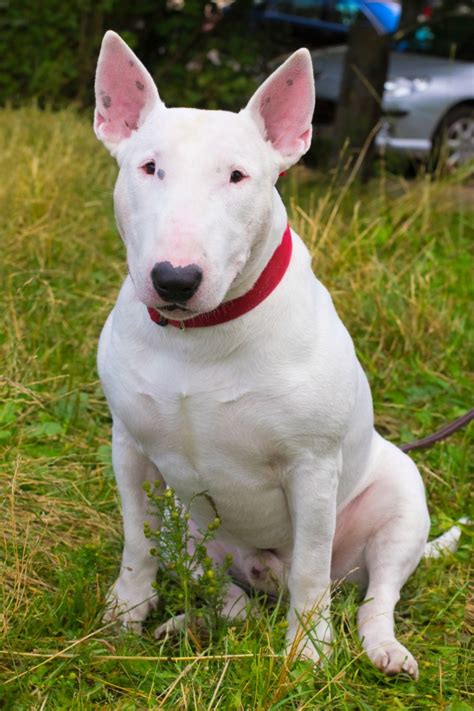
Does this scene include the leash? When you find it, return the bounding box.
[401,407,474,453]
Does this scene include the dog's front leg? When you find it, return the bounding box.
[103,418,164,632]
[284,457,338,664]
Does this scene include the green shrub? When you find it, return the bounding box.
[0,0,278,109]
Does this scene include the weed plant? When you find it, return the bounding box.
[0,106,472,708]
[144,484,233,634]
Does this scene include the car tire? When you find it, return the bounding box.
[430,105,474,171]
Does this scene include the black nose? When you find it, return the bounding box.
[151,261,203,303]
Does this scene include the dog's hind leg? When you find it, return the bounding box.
[355,437,430,679]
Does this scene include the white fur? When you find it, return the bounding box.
[96,32,432,678]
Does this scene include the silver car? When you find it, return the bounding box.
[312,8,474,167]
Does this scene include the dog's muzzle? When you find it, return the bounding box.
[151,262,203,303]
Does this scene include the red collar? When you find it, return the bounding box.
[147,224,292,329]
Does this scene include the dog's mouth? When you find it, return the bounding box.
[160,304,190,313]
[156,303,202,320]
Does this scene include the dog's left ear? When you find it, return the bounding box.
[245,49,315,170]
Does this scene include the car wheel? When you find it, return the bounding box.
[431,105,474,170]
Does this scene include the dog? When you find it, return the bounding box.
[94,31,430,679]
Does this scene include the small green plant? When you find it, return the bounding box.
[143,482,233,634]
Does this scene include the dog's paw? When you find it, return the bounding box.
[154,614,208,641]
[285,617,333,666]
[366,639,419,680]
[103,577,158,633]
[154,613,188,640]
[285,639,328,666]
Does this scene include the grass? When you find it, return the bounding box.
[0,105,472,709]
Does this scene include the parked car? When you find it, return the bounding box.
[311,8,474,167]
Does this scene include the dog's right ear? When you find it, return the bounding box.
[94,31,162,155]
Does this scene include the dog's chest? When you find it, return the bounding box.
[110,351,304,547]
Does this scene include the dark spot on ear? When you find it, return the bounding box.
[129,60,134,66]
[286,78,294,86]
[102,95,112,108]
[136,80,145,91]
[157,168,166,180]
[265,96,271,104]
[99,89,105,95]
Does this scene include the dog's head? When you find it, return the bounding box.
[94,32,315,320]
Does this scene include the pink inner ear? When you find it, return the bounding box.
[258,55,314,155]
[95,36,156,145]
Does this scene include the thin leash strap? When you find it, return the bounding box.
[400,407,474,452]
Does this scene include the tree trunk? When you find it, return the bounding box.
[331,12,390,181]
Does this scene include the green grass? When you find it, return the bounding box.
[0,106,472,709]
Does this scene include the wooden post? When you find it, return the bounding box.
[331,12,390,181]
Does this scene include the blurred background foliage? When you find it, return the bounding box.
[0,0,284,111]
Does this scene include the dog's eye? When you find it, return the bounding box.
[143,161,156,175]
[230,170,245,184]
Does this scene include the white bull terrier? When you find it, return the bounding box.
[94,31,431,679]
